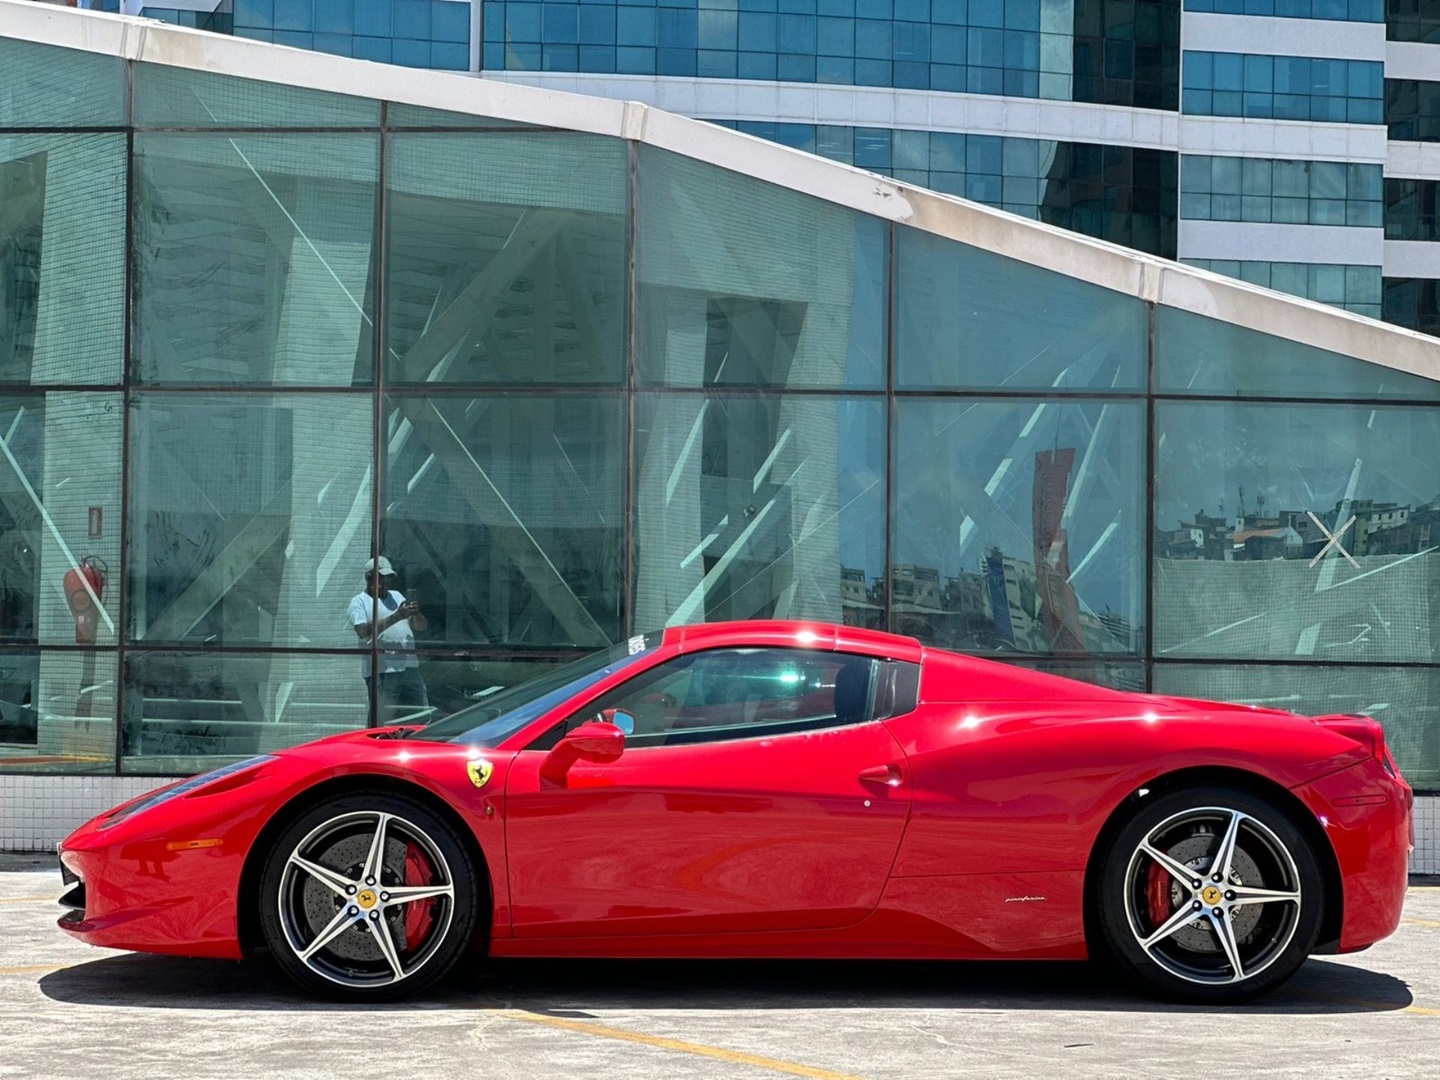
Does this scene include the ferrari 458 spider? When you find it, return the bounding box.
[58,622,1412,1003]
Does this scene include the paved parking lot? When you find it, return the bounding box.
[2,854,1438,1079]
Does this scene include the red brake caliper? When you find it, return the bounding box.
[403,843,436,947]
[1146,861,1173,930]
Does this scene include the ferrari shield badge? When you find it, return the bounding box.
[466,758,494,789]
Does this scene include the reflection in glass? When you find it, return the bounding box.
[0,134,126,385]
[894,399,1145,656]
[127,393,374,649]
[133,64,381,128]
[0,39,127,129]
[636,147,885,389]
[407,654,583,728]
[121,651,364,773]
[633,395,885,630]
[133,134,379,385]
[1155,308,1438,399]
[383,394,624,648]
[896,227,1148,391]
[1007,658,1148,691]
[386,134,627,384]
[1153,662,1440,787]
[385,104,540,129]
[0,394,123,646]
[0,650,116,773]
[1155,402,1440,662]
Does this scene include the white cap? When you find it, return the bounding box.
[363,556,395,576]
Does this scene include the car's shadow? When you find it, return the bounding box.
[39,953,1414,1016]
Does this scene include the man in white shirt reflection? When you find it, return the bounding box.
[348,556,429,724]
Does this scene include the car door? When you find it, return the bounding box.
[503,647,912,939]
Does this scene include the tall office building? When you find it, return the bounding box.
[78,0,1440,335]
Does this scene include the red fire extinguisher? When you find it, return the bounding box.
[63,556,107,645]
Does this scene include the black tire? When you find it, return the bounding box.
[1095,785,1324,1004]
[258,792,481,1001]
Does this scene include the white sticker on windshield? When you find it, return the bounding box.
[627,635,647,655]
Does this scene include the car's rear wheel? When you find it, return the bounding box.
[1096,786,1324,1003]
[258,793,480,1001]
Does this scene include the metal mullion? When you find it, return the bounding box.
[367,102,389,729]
[1153,657,1440,671]
[117,645,377,659]
[884,220,897,634]
[134,126,382,136]
[124,384,378,396]
[1144,300,1157,693]
[113,102,136,775]
[622,138,639,639]
[0,126,128,136]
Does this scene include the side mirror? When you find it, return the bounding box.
[566,718,628,759]
[540,719,627,786]
[597,708,636,736]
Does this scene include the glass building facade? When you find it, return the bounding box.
[64,0,1440,349]
[3,23,1440,797]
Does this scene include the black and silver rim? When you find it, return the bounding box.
[1122,805,1303,986]
[276,810,456,989]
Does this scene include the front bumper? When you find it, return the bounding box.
[55,839,246,959]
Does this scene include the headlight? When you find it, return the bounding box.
[99,755,275,829]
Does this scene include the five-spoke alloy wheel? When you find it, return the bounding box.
[259,793,480,1001]
[1097,786,1324,1003]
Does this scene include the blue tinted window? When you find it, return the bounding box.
[1184,52,1383,123]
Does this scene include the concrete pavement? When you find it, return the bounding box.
[2,857,1438,1079]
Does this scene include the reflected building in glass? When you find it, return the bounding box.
[72,0,1440,339]
[3,6,1440,864]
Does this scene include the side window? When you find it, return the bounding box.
[528,648,879,750]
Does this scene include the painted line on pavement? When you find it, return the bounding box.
[498,1009,864,1080]
[1402,917,1440,928]
[0,964,66,976]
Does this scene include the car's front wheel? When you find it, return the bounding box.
[1096,786,1324,1003]
[258,792,481,1000]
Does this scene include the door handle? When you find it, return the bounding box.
[858,764,904,787]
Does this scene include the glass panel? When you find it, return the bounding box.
[133,134,378,386]
[1007,657,1148,691]
[0,649,116,773]
[133,64,381,128]
[0,134,125,385]
[386,133,626,385]
[127,393,374,648]
[408,654,580,724]
[121,651,365,773]
[383,393,624,648]
[895,228,1148,391]
[0,394,123,647]
[1155,307,1440,400]
[636,147,886,389]
[894,399,1146,656]
[1155,401,1440,663]
[633,395,885,629]
[1153,663,1440,788]
[0,39,127,128]
[384,103,540,129]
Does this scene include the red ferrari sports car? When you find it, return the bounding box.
[58,621,1412,1004]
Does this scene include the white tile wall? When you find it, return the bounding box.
[1413,794,1440,875]
[3,777,1437,875]
[0,775,169,853]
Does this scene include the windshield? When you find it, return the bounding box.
[418,633,663,748]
